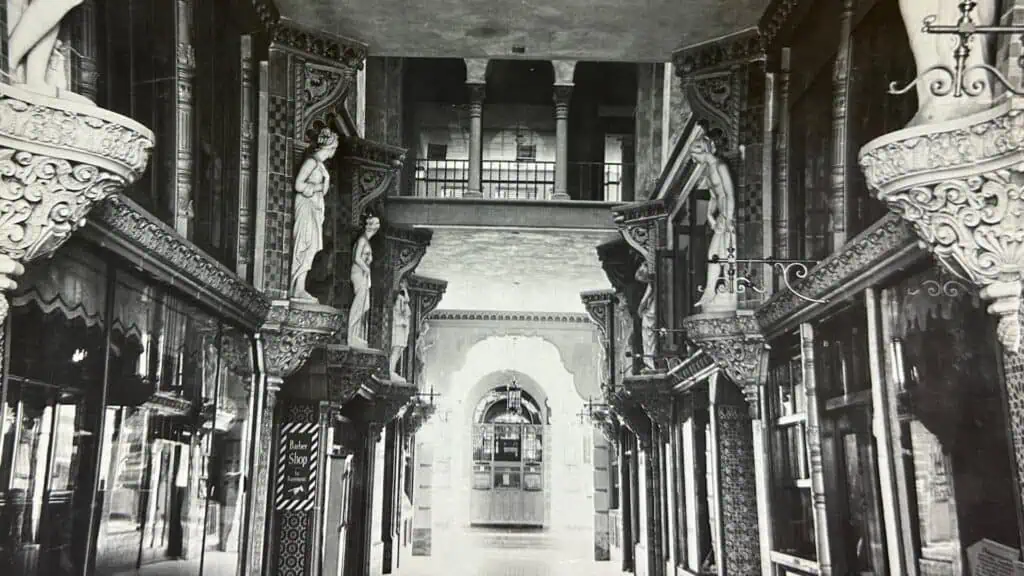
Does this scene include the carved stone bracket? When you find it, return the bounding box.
[683,310,769,419]
[0,83,154,323]
[590,409,619,447]
[611,200,667,268]
[321,346,390,406]
[608,387,652,448]
[341,138,406,227]
[261,299,346,379]
[621,371,674,429]
[859,101,1024,352]
[299,61,357,147]
[403,399,437,437]
[364,375,418,429]
[409,274,447,329]
[385,226,433,298]
[582,289,617,346]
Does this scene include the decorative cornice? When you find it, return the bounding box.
[428,309,592,324]
[262,299,345,379]
[683,310,768,419]
[88,196,271,330]
[755,213,919,335]
[622,372,674,429]
[0,84,154,324]
[859,102,1024,352]
[673,27,763,78]
[253,1,368,70]
[758,0,805,53]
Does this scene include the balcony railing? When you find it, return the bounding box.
[412,159,628,201]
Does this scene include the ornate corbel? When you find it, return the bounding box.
[299,61,358,146]
[608,387,652,448]
[364,375,418,431]
[582,289,616,346]
[673,28,762,154]
[590,409,619,447]
[261,299,346,380]
[385,226,433,298]
[859,102,1024,352]
[0,84,153,323]
[621,372,674,430]
[341,138,406,227]
[322,346,390,406]
[612,200,666,269]
[403,399,438,437]
[682,310,769,419]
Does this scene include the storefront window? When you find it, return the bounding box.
[884,266,1020,572]
[0,243,256,576]
[0,246,109,576]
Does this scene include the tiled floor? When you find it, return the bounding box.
[397,527,624,576]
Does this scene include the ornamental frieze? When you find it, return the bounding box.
[673,27,763,76]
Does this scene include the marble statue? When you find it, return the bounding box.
[693,135,737,311]
[5,0,91,103]
[290,128,339,302]
[635,261,656,372]
[347,214,380,348]
[390,279,411,380]
[898,0,997,126]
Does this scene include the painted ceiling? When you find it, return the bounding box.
[275,0,770,61]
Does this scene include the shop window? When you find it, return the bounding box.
[0,241,256,576]
[883,266,1019,572]
[767,337,817,566]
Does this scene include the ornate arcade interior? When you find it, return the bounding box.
[3,0,1024,576]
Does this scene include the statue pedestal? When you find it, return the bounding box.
[0,83,154,320]
[682,310,769,418]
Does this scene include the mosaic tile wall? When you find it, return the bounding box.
[716,392,760,575]
[738,60,767,310]
[263,49,299,301]
[1001,302,1024,537]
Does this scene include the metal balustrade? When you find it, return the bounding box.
[411,159,628,201]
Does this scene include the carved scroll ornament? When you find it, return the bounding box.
[860,102,1024,352]
[683,310,769,418]
[0,83,153,323]
[261,299,346,379]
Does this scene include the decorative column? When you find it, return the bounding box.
[70,0,99,102]
[236,34,256,281]
[173,0,195,237]
[464,58,487,198]
[552,60,576,200]
[830,0,854,249]
[773,48,792,263]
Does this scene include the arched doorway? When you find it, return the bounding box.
[469,382,547,527]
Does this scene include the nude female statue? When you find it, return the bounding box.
[635,261,657,372]
[693,135,736,311]
[390,280,411,379]
[347,214,381,348]
[898,0,997,126]
[290,128,339,302]
[6,0,90,102]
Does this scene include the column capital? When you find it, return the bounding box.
[464,58,489,84]
[553,84,573,119]
[552,60,577,86]
[467,82,486,117]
